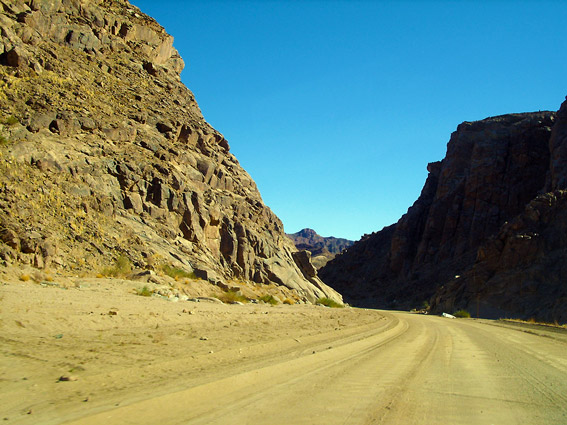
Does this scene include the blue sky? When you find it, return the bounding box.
[131,0,566,241]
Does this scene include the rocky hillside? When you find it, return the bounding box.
[0,0,342,304]
[320,106,566,322]
[287,228,353,269]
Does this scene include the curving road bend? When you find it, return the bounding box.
[66,311,567,425]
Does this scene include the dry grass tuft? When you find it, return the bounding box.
[160,264,196,280]
[258,294,279,305]
[317,297,344,308]
[218,291,249,304]
[101,255,131,277]
[135,286,153,297]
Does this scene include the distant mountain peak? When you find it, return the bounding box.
[296,228,318,238]
[287,229,354,269]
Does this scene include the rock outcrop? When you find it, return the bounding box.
[321,108,563,320]
[431,100,567,323]
[0,0,342,303]
[287,228,353,269]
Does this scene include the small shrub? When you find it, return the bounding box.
[283,298,295,305]
[102,254,132,277]
[0,135,9,146]
[258,294,278,305]
[4,115,18,126]
[317,297,344,308]
[454,309,471,318]
[219,291,249,304]
[160,264,195,280]
[19,274,31,282]
[136,286,153,297]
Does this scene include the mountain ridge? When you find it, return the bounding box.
[287,228,354,269]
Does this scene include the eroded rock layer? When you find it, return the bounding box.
[321,107,565,321]
[0,0,341,303]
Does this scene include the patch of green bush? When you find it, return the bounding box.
[219,291,249,304]
[317,297,344,308]
[102,254,132,277]
[160,264,196,280]
[258,294,279,305]
[136,286,153,297]
[454,309,471,318]
[4,115,18,126]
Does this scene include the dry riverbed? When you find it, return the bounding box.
[2,269,567,424]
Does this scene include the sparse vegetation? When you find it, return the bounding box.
[283,298,295,305]
[102,254,132,277]
[218,291,249,304]
[317,297,344,308]
[4,115,18,126]
[258,294,279,305]
[453,309,471,318]
[19,274,30,282]
[136,286,153,297]
[500,318,566,329]
[160,264,196,280]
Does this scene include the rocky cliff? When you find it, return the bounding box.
[287,228,353,269]
[431,100,567,323]
[320,107,564,321]
[0,0,342,303]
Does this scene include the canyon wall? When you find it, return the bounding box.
[321,107,565,321]
[0,0,341,303]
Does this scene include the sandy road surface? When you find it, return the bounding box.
[2,278,567,425]
[67,316,567,425]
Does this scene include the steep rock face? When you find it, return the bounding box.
[431,191,567,323]
[287,228,353,269]
[0,0,341,303]
[430,100,567,322]
[320,111,556,309]
[548,98,567,190]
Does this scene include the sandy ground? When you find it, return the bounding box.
[2,271,567,424]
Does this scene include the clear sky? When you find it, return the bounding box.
[131,0,566,241]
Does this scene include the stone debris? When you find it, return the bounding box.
[58,375,78,382]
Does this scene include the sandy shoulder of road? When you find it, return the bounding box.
[0,267,385,425]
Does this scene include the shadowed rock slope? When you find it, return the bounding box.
[287,228,353,269]
[320,105,566,322]
[0,0,341,303]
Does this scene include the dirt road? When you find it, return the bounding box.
[65,312,567,425]
[2,278,566,424]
